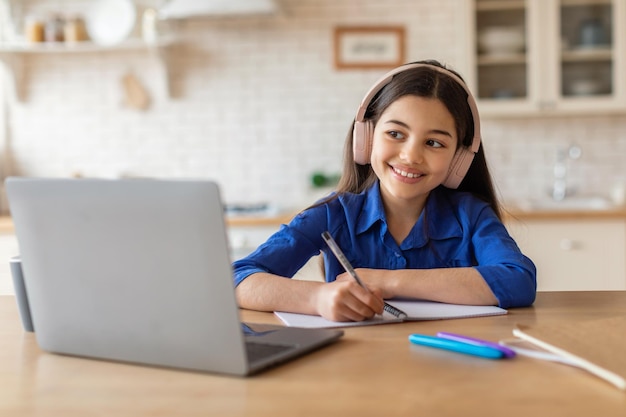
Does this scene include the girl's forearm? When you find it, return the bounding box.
[235,272,324,314]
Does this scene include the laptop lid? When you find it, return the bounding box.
[6,177,342,376]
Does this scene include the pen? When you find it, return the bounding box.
[436,331,516,358]
[321,231,408,319]
[409,334,505,359]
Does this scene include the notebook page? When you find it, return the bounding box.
[387,300,507,320]
[275,300,507,328]
[274,311,402,328]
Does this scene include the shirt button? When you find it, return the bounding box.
[395,252,401,257]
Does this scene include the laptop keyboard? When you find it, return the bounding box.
[245,342,295,363]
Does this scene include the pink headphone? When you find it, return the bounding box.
[352,63,482,189]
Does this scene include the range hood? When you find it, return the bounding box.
[158,0,279,19]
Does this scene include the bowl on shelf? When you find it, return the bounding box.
[567,79,605,96]
[578,18,608,48]
[478,26,525,56]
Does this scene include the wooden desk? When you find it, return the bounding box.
[1,292,625,417]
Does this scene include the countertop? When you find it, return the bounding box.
[503,206,626,221]
[2,206,626,234]
[0,213,296,233]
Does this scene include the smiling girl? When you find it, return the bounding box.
[233,60,536,322]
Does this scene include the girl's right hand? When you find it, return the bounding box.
[314,280,384,322]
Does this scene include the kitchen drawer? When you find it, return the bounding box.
[506,219,626,291]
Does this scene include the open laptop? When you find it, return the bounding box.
[5,177,343,376]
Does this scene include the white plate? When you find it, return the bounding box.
[86,0,136,46]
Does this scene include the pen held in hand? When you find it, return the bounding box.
[321,231,408,319]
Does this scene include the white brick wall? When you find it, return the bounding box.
[1,0,625,213]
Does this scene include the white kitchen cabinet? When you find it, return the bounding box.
[506,218,626,291]
[464,0,626,117]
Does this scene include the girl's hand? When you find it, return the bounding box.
[314,280,384,322]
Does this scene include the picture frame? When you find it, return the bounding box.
[333,26,406,70]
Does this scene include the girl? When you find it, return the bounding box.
[233,60,536,322]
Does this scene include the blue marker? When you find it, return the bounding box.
[409,334,504,359]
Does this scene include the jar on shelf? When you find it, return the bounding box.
[25,15,45,43]
[64,15,88,43]
[44,15,65,42]
[142,8,159,44]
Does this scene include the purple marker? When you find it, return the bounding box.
[436,331,517,358]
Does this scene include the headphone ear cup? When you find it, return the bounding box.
[353,120,374,165]
[443,147,476,189]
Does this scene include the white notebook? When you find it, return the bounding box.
[275,300,507,328]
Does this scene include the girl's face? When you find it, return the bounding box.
[370,95,458,209]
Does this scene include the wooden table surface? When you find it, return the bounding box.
[1,291,625,417]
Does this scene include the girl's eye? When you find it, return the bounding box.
[387,130,405,140]
[426,139,444,148]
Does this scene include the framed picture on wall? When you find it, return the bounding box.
[334,26,405,70]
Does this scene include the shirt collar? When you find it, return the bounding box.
[418,187,464,241]
[355,183,463,247]
[355,181,386,235]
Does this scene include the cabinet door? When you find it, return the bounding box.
[469,0,626,117]
[470,0,537,115]
[507,219,626,291]
[553,0,626,113]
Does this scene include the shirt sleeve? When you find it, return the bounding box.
[232,206,328,287]
[470,206,537,308]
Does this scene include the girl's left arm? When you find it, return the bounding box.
[348,207,537,308]
[348,267,499,306]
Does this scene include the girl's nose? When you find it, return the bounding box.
[399,141,422,163]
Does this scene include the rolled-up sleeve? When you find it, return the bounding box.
[471,207,537,308]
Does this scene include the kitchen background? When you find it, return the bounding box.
[1,0,626,296]
[0,0,624,214]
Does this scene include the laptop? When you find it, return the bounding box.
[5,177,343,376]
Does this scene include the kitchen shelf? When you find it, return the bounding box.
[562,0,612,6]
[561,47,612,62]
[475,1,525,12]
[0,36,178,101]
[477,53,526,66]
[0,37,174,53]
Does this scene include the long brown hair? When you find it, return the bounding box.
[331,59,502,219]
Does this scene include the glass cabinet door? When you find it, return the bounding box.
[474,0,529,102]
[559,0,613,98]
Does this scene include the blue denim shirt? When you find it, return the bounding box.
[232,182,536,308]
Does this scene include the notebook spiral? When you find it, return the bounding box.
[384,303,408,319]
